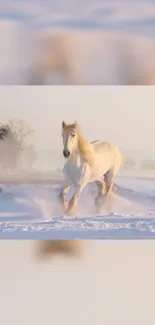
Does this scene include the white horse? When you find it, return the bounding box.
[59,121,122,216]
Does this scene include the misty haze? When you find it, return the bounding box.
[0,86,155,239]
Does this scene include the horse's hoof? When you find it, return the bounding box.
[95,205,101,214]
[66,209,75,217]
[64,200,69,210]
[59,200,69,214]
[66,205,77,217]
[95,198,103,214]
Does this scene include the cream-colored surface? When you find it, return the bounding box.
[0,86,154,152]
[0,241,155,325]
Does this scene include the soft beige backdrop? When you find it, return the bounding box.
[0,86,154,152]
[0,240,155,325]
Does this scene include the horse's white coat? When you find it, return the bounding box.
[60,122,122,214]
[63,141,120,186]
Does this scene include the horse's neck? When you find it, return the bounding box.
[78,133,93,152]
[69,131,95,167]
[70,146,84,166]
[77,134,95,166]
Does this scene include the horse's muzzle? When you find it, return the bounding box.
[63,149,70,158]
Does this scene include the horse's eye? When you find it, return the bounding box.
[71,133,75,137]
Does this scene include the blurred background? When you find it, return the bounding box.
[0,86,155,179]
[0,240,155,325]
[1,3,155,320]
[1,0,155,84]
[0,87,155,238]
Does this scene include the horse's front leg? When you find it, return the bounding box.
[58,184,71,213]
[67,184,85,216]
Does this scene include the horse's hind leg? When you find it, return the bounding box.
[95,150,121,212]
[105,149,121,199]
[104,171,115,203]
[94,180,106,213]
[104,159,121,209]
[95,175,115,212]
[95,170,118,212]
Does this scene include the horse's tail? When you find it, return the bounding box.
[116,146,122,168]
[112,146,122,177]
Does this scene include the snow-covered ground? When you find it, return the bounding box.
[0,240,155,325]
[0,176,155,239]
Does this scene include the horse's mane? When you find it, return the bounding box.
[63,121,95,167]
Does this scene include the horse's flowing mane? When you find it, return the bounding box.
[63,121,95,167]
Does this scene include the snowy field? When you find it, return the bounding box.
[0,240,155,325]
[0,175,155,239]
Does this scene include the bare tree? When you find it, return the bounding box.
[0,123,16,171]
[8,119,34,155]
[0,124,9,140]
[25,144,37,168]
[0,120,34,172]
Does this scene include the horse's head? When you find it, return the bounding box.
[61,120,78,158]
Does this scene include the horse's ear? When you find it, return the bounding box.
[62,121,65,128]
[74,120,77,126]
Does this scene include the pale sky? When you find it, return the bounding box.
[0,86,154,152]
